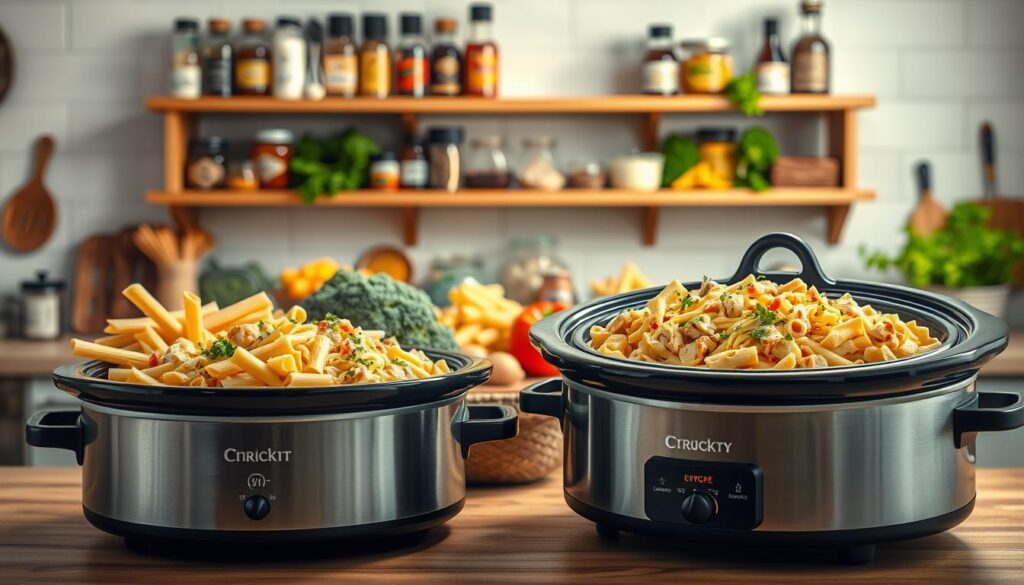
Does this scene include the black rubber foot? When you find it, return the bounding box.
[596,522,620,540]
[837,544,875,565]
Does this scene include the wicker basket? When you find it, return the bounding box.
[465,382,563,485]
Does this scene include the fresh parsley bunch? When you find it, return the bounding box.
[290,130,382,203]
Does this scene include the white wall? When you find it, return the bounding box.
[0,0,1022,322]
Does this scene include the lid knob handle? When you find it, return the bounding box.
[728,233,835,288]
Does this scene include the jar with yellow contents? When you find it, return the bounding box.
[696,127,738,185]
[680,38,733,94]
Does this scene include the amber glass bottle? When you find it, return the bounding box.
[791,0,830,93]
[234,18,271,96]
[359,14,391,98]
[430,19,462,96]
[464,4,498,97]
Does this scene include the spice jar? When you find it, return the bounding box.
[370,152,400,191]
[251,129,294,189]
[272,17,306,100]
[567,161,607,189]
[696,127,738,184]
[235,18,272,96]
[170,18,200,99]
[500,236,569,304]
[518,136,565,191]
[399,142,429,189]
[680,38,734,94]
[360,14,391,98]
[186,137,228,190]
[427,126,464,192]
[465,136,511,188]
[538,270,576,306]
[227,160,258,190]
[21,271,64,341]
[642,24,679,95]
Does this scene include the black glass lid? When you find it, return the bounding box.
[53,349,491,416]
[530,233,1008,404]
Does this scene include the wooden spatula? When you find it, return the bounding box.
[2,135,57,252]
[909,161,946,236]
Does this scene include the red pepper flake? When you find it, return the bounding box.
[149,353,159,368]
[650,321,659,330]
[704,305,719,313]
[768,298,781,311]
[747,285,756,295]
[341,341,351,355]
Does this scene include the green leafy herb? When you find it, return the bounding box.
[202,339,237,359]
[750,327,771,340]
[755,304,779,326]
[862,202,1024,288]
[725,72,763,117]
[719,292,730,301]
[660,135,701,187]
[680,295,695,310]
[756,275,767,281]
[290,130,382,203]
[784,334,794,341]
[734,127,779,193]
[719,332,731,341]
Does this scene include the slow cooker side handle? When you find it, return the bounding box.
[954,391,1024,448]
[452,404,518,458]
[25,410,87,465]
[519,378,564,422]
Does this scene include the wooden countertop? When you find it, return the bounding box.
[0,467,1021,583]
[2,331,1023,378]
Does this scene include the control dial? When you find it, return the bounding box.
[680,491,716,524]
[244,494,271,520]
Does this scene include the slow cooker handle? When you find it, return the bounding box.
[519,378,564,421]
[452,404,518,458]
[728,233,836,289]
[25,410,87,465]
[954,391,1024,448]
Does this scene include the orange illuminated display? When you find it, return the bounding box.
[684,474,715,485]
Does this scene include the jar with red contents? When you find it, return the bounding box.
[251,129,294,189]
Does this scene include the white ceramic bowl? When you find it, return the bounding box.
[609,153,665,192]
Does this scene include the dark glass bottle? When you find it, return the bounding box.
[465,3,498,97]
[430,18,462,96]
[792,0,830,93]
[755,18,790,95]
[234,18,271,96]
[202,18,233,96]
[396,14,429,97]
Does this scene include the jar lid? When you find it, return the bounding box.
[469,3,493,22]
[680,37,730,51]
[192,136,228,150]
[649,24,672,38]
[208,17,231,34]
[174,18,199,31]
[277,16,301,28]
[255,129,294,144]
[328,13,354,37]
[434,18,457,33]
[242,18,266,32]
[427,127,465,144]
[371,151,398,162]
[21,271,65,292]
[696,127,738,143]
[363,13,388,39]
[400,13,422,35]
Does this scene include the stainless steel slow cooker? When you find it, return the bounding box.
[27,350,517,548]
[521,233,1024,564]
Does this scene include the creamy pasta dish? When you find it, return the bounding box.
[589,275,941,370]
[71,284,449,388]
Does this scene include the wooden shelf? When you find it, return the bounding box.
[147,92,876,246]
[147,188,873,207]
[147,188,874,246]
[146,94,876,114]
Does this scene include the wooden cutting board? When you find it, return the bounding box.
[72,229,157,333]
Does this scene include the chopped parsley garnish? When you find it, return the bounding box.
[702,275,710,283]
[680,295,694,310]
[323,312,340,322]
[718,332,731,341]
[755,303,779,326]
[201,339,236,359]
[784,334,794,341]
[756,275,767,281]
[719,292,730,301]
[750,327,771,340]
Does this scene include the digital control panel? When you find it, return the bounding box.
[644,456,763,529]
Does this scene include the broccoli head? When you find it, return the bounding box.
[301,270,458,351]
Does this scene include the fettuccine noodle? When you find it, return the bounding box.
[589,275,941,370]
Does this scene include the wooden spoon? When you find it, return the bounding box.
[2,135,57,252]
[909,161,946,236]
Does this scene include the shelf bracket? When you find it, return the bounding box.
[401,207,419,246]
[169,206,199,231]
[642,207,659,246]
[825,205,851,244]
[401,113,418,141]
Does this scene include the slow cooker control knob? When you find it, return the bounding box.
[680,491,716,524]
[244,495,271,521]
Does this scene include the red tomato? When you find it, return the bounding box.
[508,301,568,377]
[768,298,781,311]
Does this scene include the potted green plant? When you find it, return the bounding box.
[863,202,1024,318]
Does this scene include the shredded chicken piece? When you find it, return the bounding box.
[227,323,262,349]
[679,335,719,366]
[721,294,745,318]
[683,314,716,340]
[698,279,718,297]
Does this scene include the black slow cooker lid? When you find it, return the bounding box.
[53,349,491,416]
[530,233,1008,404]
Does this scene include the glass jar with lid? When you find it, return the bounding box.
[427,126,465,192]
[500,235,570,304]
[186,137,228,190]
[679,38,734,94]
[517,136,565,191]
[696,127,738,185]
[465,136,511,188]
[251,129,294,189]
